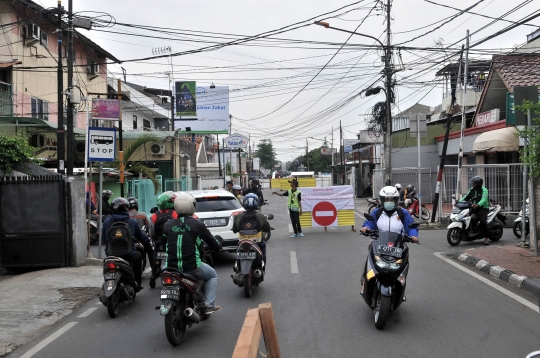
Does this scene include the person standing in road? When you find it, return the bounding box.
[225,180,233,193]
[243,179,264,209]
[272,179,303,237]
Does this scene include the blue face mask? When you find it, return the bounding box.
[384,202,395,211]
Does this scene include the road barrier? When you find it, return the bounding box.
[232,302,281,358]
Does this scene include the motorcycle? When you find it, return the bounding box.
[151,239,168,289]
[367,198,380,214]
[360,213,420,330]
[157,238,221,346]
[402,191,430,220]
[446,201,506,246]
[231,216,273,298]
[363,183,373,197]
[88,218,99,245]
[513,198,529,239]
[262,214,274,242]
[98,256,138,318]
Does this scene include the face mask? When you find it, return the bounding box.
[384,202,395,211]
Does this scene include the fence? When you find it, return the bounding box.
[440,164,525,216]
[374,168,434,202]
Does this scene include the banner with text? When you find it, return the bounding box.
[91,99,120,120]
[175,81,197,116]
[301,185,355,227]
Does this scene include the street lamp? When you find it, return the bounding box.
[314,20,393,186]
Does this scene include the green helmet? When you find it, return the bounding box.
[156,191,177,210]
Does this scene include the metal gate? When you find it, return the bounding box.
[0,176,68,267]
[373,168,433,202]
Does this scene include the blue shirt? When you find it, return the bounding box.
[362,208,419,238]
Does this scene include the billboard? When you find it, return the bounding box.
[91,99,120,120]
[253,157,260,171]
[321,147,337,155]
[175,81,197,116]
[174,86,230,134]
[225,133,248,148]
[343,139,361,153]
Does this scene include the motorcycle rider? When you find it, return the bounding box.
[360,186,419,299]
[162,192,223,313]
[101,190,114,216]
[86,191,99,221]
[243,179,264,209]
[232,184,244,204]
[460,176,490,245]
[232,193,271,266]
[395,183,404,201]
[403,184,415,208]
[127,197,155,273]
[226,180,234,193]
[102,197,151,291]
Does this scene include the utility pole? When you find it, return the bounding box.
[383,0,393,186]
[306,137,309,171]
[217,135,222,177]
[229,114,232,134]
[455,31,469,204]
[66,0,74,176]
[56,0,65,175]
[340,121,343,184]
[431,46,464,223]
[118,79,125,197]
[331,126,334,167]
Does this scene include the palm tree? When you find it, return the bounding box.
[111,133,161,194]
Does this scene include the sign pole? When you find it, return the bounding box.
[417,114,422,220]
[222,138,226,187]
[455,30,469,206]
[118,79,124,197]
[98,163,103,259]
[528,108,538,253]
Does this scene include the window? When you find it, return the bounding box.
[40,31,48,48]
[133,115,137,129]
[31,97,49,120]
[143,119,150,130]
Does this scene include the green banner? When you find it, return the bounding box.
[175,81,197,116]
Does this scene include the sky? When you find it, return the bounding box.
[36,0,540,163]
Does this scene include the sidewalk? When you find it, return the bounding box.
[447,245,540,300]
[0,266,102,357]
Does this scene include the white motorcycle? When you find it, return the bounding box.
[513,198,529,239]
[447,201,506,246]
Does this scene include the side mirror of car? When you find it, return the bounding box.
[150,206,158,214]
[364,213,375,221]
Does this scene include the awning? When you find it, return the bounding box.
[0,116,85,135]
[473,126,519,153]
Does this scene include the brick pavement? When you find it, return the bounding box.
[461,245,540,278]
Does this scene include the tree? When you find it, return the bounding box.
[0,133,41,174]
[255,139,277,169]
[288,146,333,173]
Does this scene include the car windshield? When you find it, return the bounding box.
[376,231,403,248]
[195,196,242,212]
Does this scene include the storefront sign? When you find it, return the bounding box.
[475,109,500,127]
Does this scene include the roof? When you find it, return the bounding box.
[492,54,540,91]
[436,60,492,77]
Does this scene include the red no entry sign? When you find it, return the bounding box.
[312,201,337,226]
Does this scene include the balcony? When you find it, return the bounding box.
[0,81,12,117]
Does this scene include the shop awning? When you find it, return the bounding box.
[473,126,519,153]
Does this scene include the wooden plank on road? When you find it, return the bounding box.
[232,308,262,358]
[258,303,281,358]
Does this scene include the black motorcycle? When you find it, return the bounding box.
[364,183,373,197]
[99,256,138,318]
[360,213,420,329]
[367,198,380,214]
[157,237,220,346]
[262,214,274,242]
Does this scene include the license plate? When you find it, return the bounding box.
[204,218,227,227]
[236,252,256,259]
[160,288,179,300]
[156,252,167,259]
[377,245,403,258]
[104,273,118,280]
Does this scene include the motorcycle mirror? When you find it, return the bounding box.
[266,214,274,220]
[409,222,420,229]
[150,206,158,214]
[364,213,375,221]
[214,235,224,243]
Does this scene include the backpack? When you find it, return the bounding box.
[376,207,405,222]
[106,218,134,257]
[154,210,174,239]
[238,211,261,235]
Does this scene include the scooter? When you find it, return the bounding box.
[513,199,529,239]
[262,214,274,242]
[360,213,420,330]
[367,198,380,214]
[402,191,431,220]
[88,219,99,245]
[98,256,138,318]
[446,201,506,246]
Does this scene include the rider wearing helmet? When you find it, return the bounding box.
[150,191,179,240]
[162,192,223,313]
[460,176,490,245]
[127,197,155,274]
[232,193,271,265]
[360,186,419,300]
[243,179,264,209]
[232,184,244,204]
[403,184,416,208]
[102,197,151,291]
[395,183,404,201]
[101,190,114,216]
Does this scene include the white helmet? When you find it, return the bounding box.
[379,186,400,207]
[395,183,402,190]
[173,192,197,216]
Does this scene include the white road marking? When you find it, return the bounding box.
[315,211,334,217]
[434,252,539,313]
[78,307,98,318]
[20,322,78,358]
[288,223,293,233]
[290,251,298,273]
[354,211,363,218]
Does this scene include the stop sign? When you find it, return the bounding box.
[312,201,338,226]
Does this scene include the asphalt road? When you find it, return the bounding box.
[10,190,540,358]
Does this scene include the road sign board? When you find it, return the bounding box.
[312,201,337,226]
[88,127,116,162]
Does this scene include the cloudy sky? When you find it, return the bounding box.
[37,0,540,162]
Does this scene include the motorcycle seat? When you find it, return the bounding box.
[181,272,198,281]
[164,267,198,281]
[489,207,496,211]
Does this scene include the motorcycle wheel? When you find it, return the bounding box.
[447,228,462,246]
[165,300,186,346]
[420,206,431,221]
[243,270,253,298]
[374,292,391,330]
[489,221,504,242]
[106,290,120,318]
[368,205,376,214]
[513,221,529,239]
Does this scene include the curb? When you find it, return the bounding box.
[446,251,540,300]
[85,252,102,266]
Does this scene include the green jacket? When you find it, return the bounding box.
[460,186,489,209]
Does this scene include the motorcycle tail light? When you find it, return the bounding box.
[193,214,199,220]
[105,262,117,272]
[241,243,252,253]
[161,273,179,286]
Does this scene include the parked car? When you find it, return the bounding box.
[187,190,245,252]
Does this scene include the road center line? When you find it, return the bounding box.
[290,251,298,273]
[78,307,98,318]
[434,252,539,313]
[20,322,78,358]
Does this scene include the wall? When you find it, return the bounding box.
[201,178,225,189]
[477,71,509,117]
[442,90,481,111]
[67,177,87,266]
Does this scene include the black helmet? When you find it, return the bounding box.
[111,197,129,213]
[470,176,483,187]
[406,184,415,192]
[127,197,138,210]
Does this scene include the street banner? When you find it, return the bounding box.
[91,99,120,120]
[301,185,355,227]
[174,85,230,134]
[343,139,361,153]
[175,81,197,116]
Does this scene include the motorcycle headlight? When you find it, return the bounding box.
[389,259,403,270]
[451,215,460,222]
